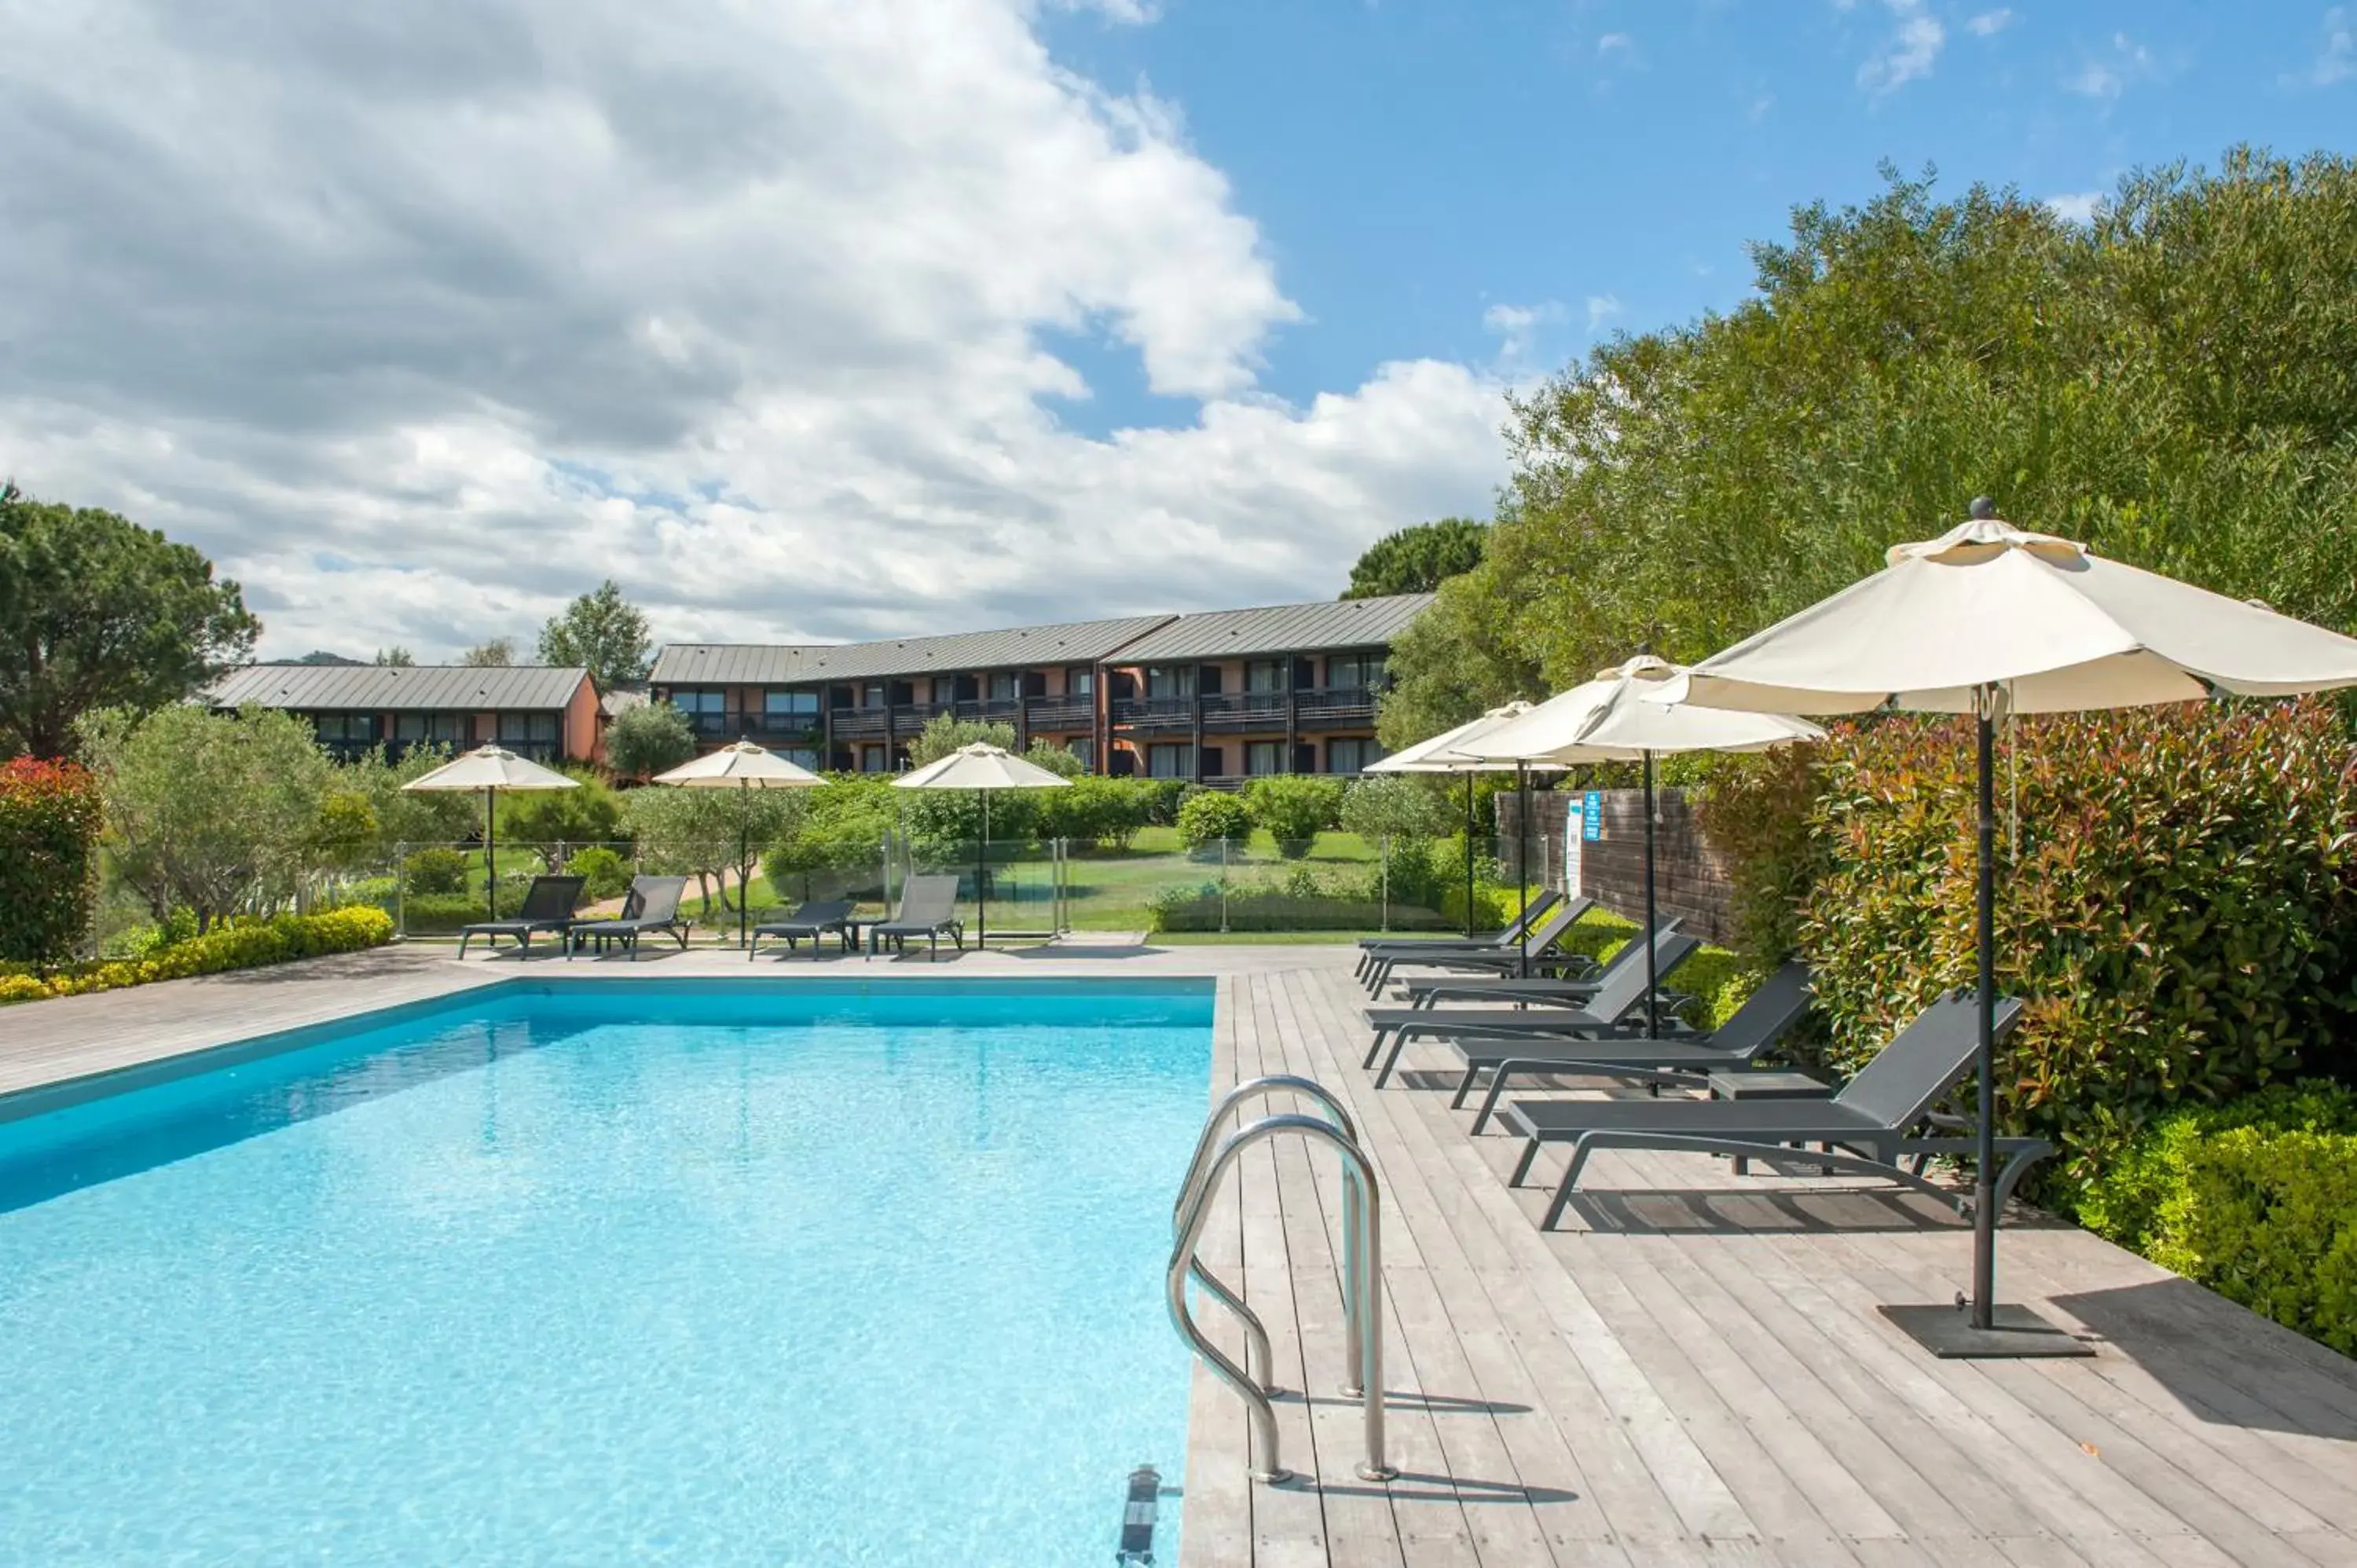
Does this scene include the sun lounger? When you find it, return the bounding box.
[566,876,692,960]
[1498,991,2047,1230]
[1359,899,1593,997]
[1354,889,1569,973]
[1395,918,1684,1009]
[749,899,857,960]
[456,875,585,959]
[867,874,965,959]
[1364,930,1703,1086]
[1459,962,1814,1131]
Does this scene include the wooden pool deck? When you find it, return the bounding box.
[4,942,2354,1567]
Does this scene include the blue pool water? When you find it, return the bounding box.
[0,980,1212,1566]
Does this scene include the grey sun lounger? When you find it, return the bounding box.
[1395,918,1684,1009]
[1365,929,1704,1087]
[749,899,857,960]
[457,874,585,959]
[1354,888,1567,970]
[1459,962,1815,1132]
[1499,991,2046,1230]
[1359,899,1593,997]
[867,874,966,959]
[566,875,692,960]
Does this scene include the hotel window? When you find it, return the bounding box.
[1065,665,1095,696]
[1245,741,1285,776]
[860,745,889,772]
[1145,665,1196,699]
[394,713,467,745]
[1326,738,1383,775]
[986,671,1018,702]
[764,689,818,716]
[1146,742,1195,779]
[1244,659,1286,694]
[1326,654,1386,691]
[1066,738,1094,771]
[499,713,559,746]
[671,689,724,715]
[861,683,886,709]
[310,713,376,745]
[781,747,821,771]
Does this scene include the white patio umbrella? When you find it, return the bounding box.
[1366,702,1541,937]
[893,743,1070,946]
[1678,497,2357,1357]
[651,741,827,949]
[401,744,579,921]
[1474,656,1821,1034]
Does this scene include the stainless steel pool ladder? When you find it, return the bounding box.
[1167,1075,1394,1486]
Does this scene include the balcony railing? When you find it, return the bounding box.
[1110,687,1382,733]
[1023,697,1093,731]
[828,708,889,740]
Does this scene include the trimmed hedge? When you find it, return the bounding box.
[1710,699,2357,1197]
[0,906,394,1002]
[2078,1082,2357,1354]
[1558,910,1754,1032]
[1176,791,1250,852]
[0,757,104,968]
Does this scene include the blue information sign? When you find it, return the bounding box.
[1582,789,1604,841]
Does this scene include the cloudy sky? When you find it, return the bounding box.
[2,0,2350,659]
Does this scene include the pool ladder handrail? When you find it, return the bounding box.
[1168,1075,1394,1486]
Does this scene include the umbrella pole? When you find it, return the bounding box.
[739,779,750,951]
[1643,750,1659,1039]
[1462,776,1475,938]
[978,789,989,947]
[1972,694,1998,1329]
[1516,761,1530,978]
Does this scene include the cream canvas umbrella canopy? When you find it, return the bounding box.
[651,741,827,949]
[401,745,579,921]
[1472,656,1821,1034]
[1366,702,1540,937]
[892,743,1070,945]
[1678,498,2357,1357]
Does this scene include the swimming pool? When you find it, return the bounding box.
[0,979,1212,1566]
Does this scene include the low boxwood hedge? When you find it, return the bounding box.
[2077,1081,2357,1354]
[1557,910,1753,1032]
[0,906,395,1002]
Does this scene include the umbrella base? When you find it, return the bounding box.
[1879,1302,2094,1359]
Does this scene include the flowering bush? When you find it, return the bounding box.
[0,757,105,968]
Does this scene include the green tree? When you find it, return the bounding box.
[374,647,414,667]
[1381,149,2357,742]
[607,702,699,779]
[624,783,802,914]
[80,705,333,930]
[1341,517,1488,600]
[342,743,478,848]
[538,580,653,692]
[460,637,515,667]
[0,486,260,759]
[499,767,624,851]
[1243,775,1343,856]
[907,713,1017,765]
[1338,774,1450,844]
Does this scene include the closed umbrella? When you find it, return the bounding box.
[1679,497,2357,1357]
[651,741,827,949]
[893,743,1070,945]
[1366,702,1541,938]
[1472,656,1820,1034]
[401,745,579,921]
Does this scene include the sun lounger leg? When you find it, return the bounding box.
[1508,1136,1541,1188]
[1372,1033,1413,1090]
[1449,1065,1483,1110]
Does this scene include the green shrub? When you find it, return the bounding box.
[1176,790,1251,852]
[1552,910,1754,1031]
[500,768,622,847]
[1244,775,1343,857]
[567,845,632,901]
[1043,777,1156,849]
[402,846,469,896]
[1137,778,1192,826]
[1783,700,2357,1197]
[2077,1081,2357,1252]
[399,885,536,934]
[2176,1127,2357,1354]
[0,757,104,968]
[0,907,394,1002]
[1339,775,1450,845]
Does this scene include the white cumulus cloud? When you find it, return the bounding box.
[2068,32,2156,99]
[2044,191,2104,224]
[1967,9,2014,38]
[1857,0,1946,97]
[2288,8,2355,87]
[0,0,1512,658]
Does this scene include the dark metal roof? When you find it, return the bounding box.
[206,664,592,712]
[649,614,1176,687]
[1108,594,1434,662]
